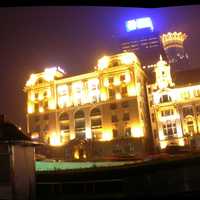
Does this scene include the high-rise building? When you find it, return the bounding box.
[161,32,190,71]
[119,17,167,77]
[24,52,152,160]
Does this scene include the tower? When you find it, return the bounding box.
[119,17,167,78]
[155,55,175,90]
[161,32,189,71]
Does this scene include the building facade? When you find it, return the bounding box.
[24,52,152,160]
[147,56,200,150]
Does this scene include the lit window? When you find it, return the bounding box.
[108,88,115,99]
[121,86,128,97]
[59,112,69,121]
[182,106,193,117]
[34,103,39,113]
[162,121,177,136]
[160,95,172,103]
[187,120,195,134]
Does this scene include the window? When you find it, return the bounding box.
[182,106,193,117]
[111,115,118,123]
[75,110,85,119]
[108,77,114,83]
[125,127,131,137]
[108,88,115,99]
[120,75,125,81]
[161,109,174,117]
[121,86,128,97]
[43,101,48,110]
[110,103,117,110]
[60,124,69,131]
[90,108,101,116]
[196,105,200,114]
[113,129,118,138]
[121,101,129,108]
[187,120,194,134]
[59,112,69,121]
[160,95,172,103]
[35,93,39,99]
[162,121,177,136]
[34,103,39,113]
[123,112,130,121]
[75,121,85,130]
[43,91,47,97]
[91,119,102,129]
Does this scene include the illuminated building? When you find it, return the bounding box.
[24,52,152,160]
[119,17,167,77]
[161,32,190,70]
[147,55,200,150]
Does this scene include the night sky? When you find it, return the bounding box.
[0,5,200,131]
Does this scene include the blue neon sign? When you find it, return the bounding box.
[126,17,154,32]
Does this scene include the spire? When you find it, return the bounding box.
[159,54,163,61]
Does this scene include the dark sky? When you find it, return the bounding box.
[0,5,200,131]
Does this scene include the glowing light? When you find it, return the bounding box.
[136,17,153,31]
[131,125,143,138]
[86,127,92,139]
[97,56,110,70]
[120,53,137,65]
[74,150,79,159]
[101,130,113,141]
[26,74,37,86]
[57,84,68,95]
[83,153,87,159]
[126,17,153,32]
[58,96,67,108]
[113,77,120,86]
[104,79,109,87]
[158,130,165,141]
[30,93,35,101]
[125,72,131,83]
[49,100,56,110]
[128,85,137,96]
[50,132,62,146]
[31,133,39,139]
[116,93,121,100]
[160,141,168,149]
[126,19,137,32]
[39,107,44,113]
[38,94,43,100]
[28,105,34,114]
[178,138,184,146]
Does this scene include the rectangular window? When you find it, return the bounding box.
[121,86,128,97]
[108,77,114,83]
[182,106,193,117]
[110,103,117,110]
[123,113,130,121]
[113,129,118,138]
[162,121,177,136]
[120,75,125,81]
[111,115,118,123]
[108,88,115,99]
[121,101,129,108]
[125,127,131,137]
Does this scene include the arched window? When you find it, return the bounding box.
[74,110,85,139]
[90,108,101,117]
[75,110,85,119]
[59,112,69,121]
[36,77,45,85]
[160,94,172,103]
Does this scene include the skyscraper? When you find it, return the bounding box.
[161,32,190,71]
[119,17,167,77]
